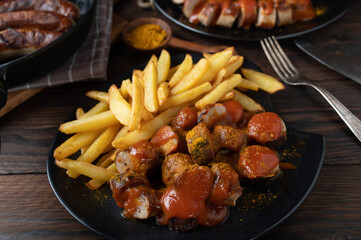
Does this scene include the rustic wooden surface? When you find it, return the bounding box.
[0,0,360,239]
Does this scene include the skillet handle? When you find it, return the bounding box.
[0,75,7,108]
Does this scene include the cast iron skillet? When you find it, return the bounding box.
[47,53,326,239]
[0,0,97,108]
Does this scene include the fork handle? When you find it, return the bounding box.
[311,84,361,142]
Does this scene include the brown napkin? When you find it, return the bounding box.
[9,0,113,92]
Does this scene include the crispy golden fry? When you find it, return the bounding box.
[143,61,159,113]
[59,110,118,134]
[195,74,242,109]
[96,149,117,168]
[86,91,109,103]
[120,79,132,98]
[129,73,144,131]
[54,130,103,160]
[203,52,211,59]
[157,49,171,84]
[56,159,116,181]
[114,125,129,140]
[223,55,244,78]
[142,110,154,122]
[143,55,158,74]
[109,84,131,125]
[160,82,212,110]
[219,91,235,102]
[212,69,227,89]
[76,108,85,119]
[167,64,179,81]
[196,48,233,86]
[241,68,285,93]
[67,124,120,178]
[86,163,118,190]
[157,82,169,106]
[168,54,193,88]
[81,102,109,118]
[170,58,209,95]
[237,78,259,91]
[112,106,183,150]
[233,90,265,112]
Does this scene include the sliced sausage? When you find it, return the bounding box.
[162,153,195,186]
[247,112,287,147]
[216,1,239,28]
[237,145,280,179]
[213,125,247,152]
[186,123,218,165]
[236,0,257,29]
[171,106,198,131]
[151,125,187,156]
[209,162,242,206]
[115,140,162,177]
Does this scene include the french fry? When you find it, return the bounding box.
[142,110,154,122]
[81,102,109,118]
[203,52,211,59]
[167,64,179,81]
[129,73,144,131]
[160,82,212,110]
[241,68,285,93]
[115,125,129,140]
[109,84,131,125]
[223,55,244,78]
[168,54,193,88]
[237,78,259,91]
[56,159,116,181]
[143,55,158,74]
[170,58,209,95]
[120,79,132,98]
[53,130,103,160]
[212,69,227,89]
[86,91,109,103]
[143,61,159,113]
[195,47,233,86]
[219,91,235,102]
[86,163,118,190]
[112,106,183,150]
[59,110,118,134]
[67,124,120,178]
[76,108,85,119]
[233,90,265,112]
[195,74,242,109]
[157,82,169,106]
[96,149,117,168]
[157,49,171,84]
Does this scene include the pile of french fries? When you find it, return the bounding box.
[54,47,285,190]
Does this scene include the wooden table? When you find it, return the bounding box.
[1,1,360,239]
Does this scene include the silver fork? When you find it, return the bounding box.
[261,36,361,142]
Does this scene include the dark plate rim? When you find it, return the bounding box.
[153,0,351,41]
[47,54,326,239]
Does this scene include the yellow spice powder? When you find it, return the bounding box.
[126,24,167,50]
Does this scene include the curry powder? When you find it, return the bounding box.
[126,24,167,50]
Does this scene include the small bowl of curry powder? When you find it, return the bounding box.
[122,17,172,54]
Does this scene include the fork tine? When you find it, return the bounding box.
[261,38,291,80]
[266,37,295,77]
[270,36,299,74]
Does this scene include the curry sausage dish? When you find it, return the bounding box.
[54,48,291,232]
[173,0,316,29]
[0,0,80,61]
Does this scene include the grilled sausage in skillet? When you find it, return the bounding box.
[0,0,80,20]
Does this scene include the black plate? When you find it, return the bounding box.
[153,0,350,41]
[0,0,96,108]
[47,54,325,240]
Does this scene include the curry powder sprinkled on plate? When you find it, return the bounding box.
[126,24,167,50]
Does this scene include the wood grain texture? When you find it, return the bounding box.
[0,0,360,239]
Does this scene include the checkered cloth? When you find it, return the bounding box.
[9,0,113,92]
